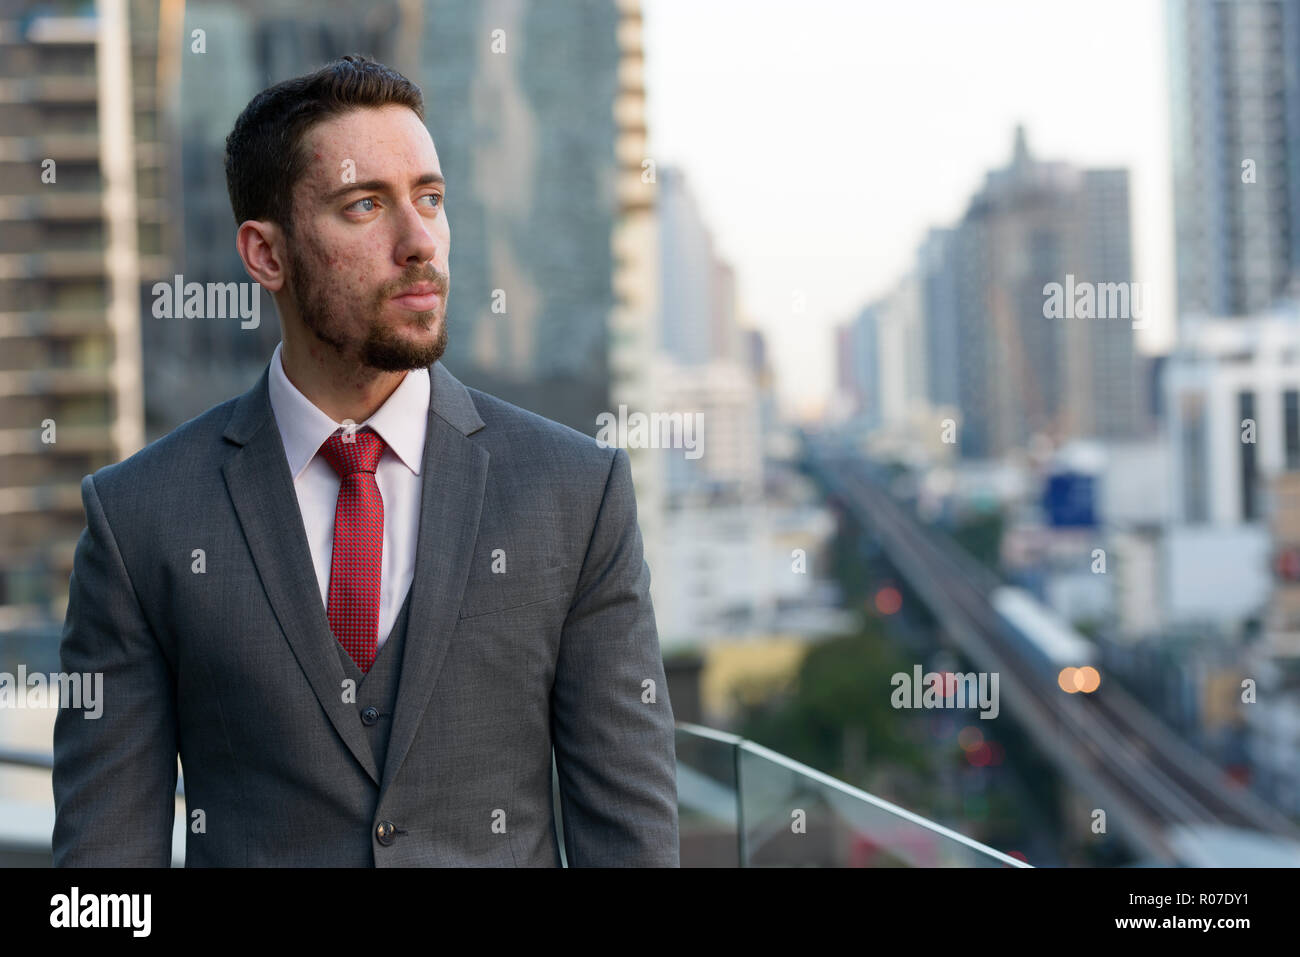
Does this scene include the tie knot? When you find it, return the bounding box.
[319,426,387,477]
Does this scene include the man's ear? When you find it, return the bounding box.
[235,220,287,292]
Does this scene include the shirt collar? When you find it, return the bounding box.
[267,340,430,480]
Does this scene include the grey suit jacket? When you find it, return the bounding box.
[51,358,679,866]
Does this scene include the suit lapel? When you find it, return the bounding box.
[219,359,489,791]
[380,361,489,793]
[221,366,381,784]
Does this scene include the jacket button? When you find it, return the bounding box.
[361,707,380,726]
[376,820,396,845]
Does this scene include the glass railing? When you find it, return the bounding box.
[675,723,1029,867]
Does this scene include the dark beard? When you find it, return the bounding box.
[358,311,448,371]
[286,246,450,372]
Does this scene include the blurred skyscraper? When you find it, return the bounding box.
[416,0,624,433]
[655,164,763,503]
[147,0,399,433]
[1152,0,1300,812]
[607,0,666,610]
[742,325,778,453]
[939,128,1142,459]
[835,302,881,434]
[0,0,165,632]
[835,128,1143,462]
[1167,0,1300,322]
[150,0,636,436]
[918,227,959,413]
[658,165,721,366]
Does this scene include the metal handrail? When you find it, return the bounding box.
[0,748,52,772]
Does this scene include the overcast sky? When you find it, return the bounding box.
[642,0,1173,421]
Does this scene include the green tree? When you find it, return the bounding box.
[734,625,929,787]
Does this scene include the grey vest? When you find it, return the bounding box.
[334,583,415,775]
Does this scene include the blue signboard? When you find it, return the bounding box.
[1044,472,1096,527]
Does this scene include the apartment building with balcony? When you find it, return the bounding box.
[0,0,166,636]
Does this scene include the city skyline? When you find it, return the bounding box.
[643,0,1174,421]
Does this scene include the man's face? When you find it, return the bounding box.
[282,104,449,372]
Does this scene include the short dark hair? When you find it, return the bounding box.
[223,54,425,238]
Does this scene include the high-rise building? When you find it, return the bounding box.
[1167,0,1300,321]
[918,227,959,412]
[0,0,166,632]
[710,258,741,362]
[837,271,953,464]
[147,0,395,434]
[146,0,629,437]
[607,0,667,616]
[1163,307,1300,526]
[1077,169,1145,437]
[834,302,881,433]
[654,160,764,505]
[658,165,730,366]
[873,269,927,433]
[743,325,779,458]
[418,0,623,433]
[940,128,1141,459]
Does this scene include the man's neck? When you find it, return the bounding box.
[279,337,408,425]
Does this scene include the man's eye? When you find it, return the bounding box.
[345,195,440,213]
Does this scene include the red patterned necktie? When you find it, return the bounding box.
[318,425,387,674]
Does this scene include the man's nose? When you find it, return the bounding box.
[394,200,441,266]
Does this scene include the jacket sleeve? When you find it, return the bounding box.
[51,472,179,866]
[550,447,679,866]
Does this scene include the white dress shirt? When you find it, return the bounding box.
[267,340,429,650]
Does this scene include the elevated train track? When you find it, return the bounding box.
[809,447,1300,863]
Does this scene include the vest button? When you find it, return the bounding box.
[361,706,380,726]
[376,820,396,845]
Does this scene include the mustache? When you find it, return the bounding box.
[382,266,448,299]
